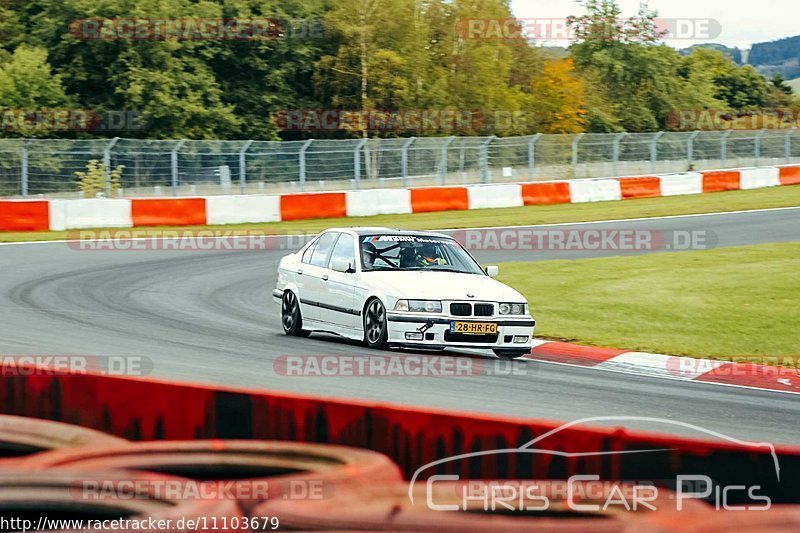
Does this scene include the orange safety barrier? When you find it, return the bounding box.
[131,198,207,227]
[280,192,346,221]
[701,170,741,193]
[0,201,49,231]
[618,177,662,199]
[779,166,800,186]
[1,362,799,503]
[521,182,571,205]
[410,187,469,213]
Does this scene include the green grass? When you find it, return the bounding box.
[2,185,799,243]
[498,242,800,362]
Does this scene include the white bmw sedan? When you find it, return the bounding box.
[273,228,535,358]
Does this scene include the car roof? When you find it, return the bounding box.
[327,227,452,239]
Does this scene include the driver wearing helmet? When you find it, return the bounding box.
[415,243,446,267]
[362,242,378,269]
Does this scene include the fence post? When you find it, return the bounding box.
[571,133,585,178]
[439,136,456,184]
[612,133,627,177]
[239,140,253,194]
[785,130,794,163]
[754,129,766,166]
[528,133,542,180]
[650,132,664,173]
[687,131,700,170]
[299,139,313,191]
[401,137,415,187]
[480,136,496,184]
[20,142,29,197]
[720,130,732,164]
[103,137,120,197]
[171,139,186,196]
[354,138,367,189]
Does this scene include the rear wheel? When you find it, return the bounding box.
[363,299,388,349]
[493,349,529,360]
[282,291,311,337]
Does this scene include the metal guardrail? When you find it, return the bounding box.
[1,130,798,198]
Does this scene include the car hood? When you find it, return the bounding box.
[363,271,526,303]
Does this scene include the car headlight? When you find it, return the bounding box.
[499,303,527,315]
[394,300,442,313]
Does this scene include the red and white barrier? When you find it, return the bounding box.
[49,199,133,231]
[206,195,281,225]
[1,165,798,232]
[568,178,622,203]
[739,167,780,190]
[345,189,412,217]
[659,172,703,196]
[467,184,524,210]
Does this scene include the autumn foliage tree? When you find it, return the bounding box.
[529,58,586,134]
[0,0,793,138]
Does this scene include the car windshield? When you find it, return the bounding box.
[359,234,485,274]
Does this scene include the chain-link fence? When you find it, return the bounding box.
[2,130,799,198]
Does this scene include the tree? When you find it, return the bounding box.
[568,0,728,132]
[76,159,124,197]
[772,74,793,95]
[682,48,771,110]
[0,45,74,137]
[0,45,72,108]
[528,58,586,133]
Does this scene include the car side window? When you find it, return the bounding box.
[328,233,355,269]
[309,233,338,267]
[301,238,318,264]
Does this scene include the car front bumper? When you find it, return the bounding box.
[386,313,535,350]
[272,288,284,304]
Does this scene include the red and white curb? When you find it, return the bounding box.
[525,340,800,395]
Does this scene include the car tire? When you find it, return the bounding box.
[282,291,311,337]
[363,298,388,349]
[493,349,529,360]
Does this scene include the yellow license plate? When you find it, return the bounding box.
[451,322,498,335]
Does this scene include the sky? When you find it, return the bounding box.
[511,0,799,49]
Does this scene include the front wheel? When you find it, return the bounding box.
[282,291,311,337]
[493,349,529,360]
[363,298,388,349]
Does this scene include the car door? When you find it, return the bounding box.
[293,237,319,321]
[316,232,358,330]
[301,232,339,322]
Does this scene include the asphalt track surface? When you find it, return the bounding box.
[1,207,799,444]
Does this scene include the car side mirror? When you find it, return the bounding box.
[485,266,499,278]
[331,258,354,273]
